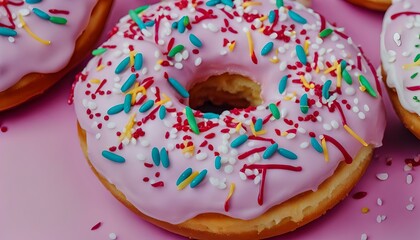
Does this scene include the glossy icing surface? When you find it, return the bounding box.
[381,0,420,115]
[0,0,98,92]
[74,0,385,224]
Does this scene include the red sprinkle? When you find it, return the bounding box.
[90,222,102,231]
[352,191,367,200]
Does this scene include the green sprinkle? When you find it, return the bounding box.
[279,75,288,94]
[134,5,149,14]
[92,48,107,56]
[190,169,207,188]
[288,10,307,24]
[151,147,160,166]
[159,106,167,120]
[33,8,50,20]
[107,104,124,115]
[221,0,234,7]
[160,148,170,168]
[359,75,377,98]
[121,74,137,92]
[296,45,307,65]
[189,34,203,48]
[49,16,67,25]
[342,69,353,85]
[269,103,281,119]
[203,113,220,119]
[414,96,420,103]
[215,156,222,170]
[300,93,309,114]
[115,56,130,74]
[0,27,17,37]
[319,28,333,38]
[102,151,125,163]
[139,99,154,113]
[176,168,192,185]
[129,9,145,29]
[414,54,420,62]
[311,137,323,153]
[123,94,132,113]
[168,77,190,98]
[278,148,298,160]
[263,143,278,159]
[411,72,418,79]
[231,134,248,148]
[254,118,263,131]
[168,44,185,58]
[276,0,284,8]
[261,42,274,56]
[322,80,332,99]
[416,44,420,48]
[134,53,143,70]
[185,106,200,134]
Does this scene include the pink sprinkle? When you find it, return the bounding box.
[90,222,102,231]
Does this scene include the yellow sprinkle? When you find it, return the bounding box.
[250,122,257,136]
[182,145,195,154]
[321,137,329,162]
[281,132,288,137]
[177,171,199,190]
[242,1,262,8]
[361,207,369,214]
[255,129,267,136]
[315,66,320,73]
[228,41,236,52]
[225,183,236,204]
[235,122,242,133]
[300,75,315,89]
[258,27,264,33]
[402,59,420,70]
[304,40,310,54]
[129,51,136,67]
[284,92,296,101]
[245,29,254,57]
[259,16,268,22]
[19,14,51,45]
[156,93,171,106]
[269,57,280,64]
[359,86,366,92]
[120,113,136,141]
[157,59,164,65]
[336,62,342,88]
[324,61,338,74]
[90,79,101,84]
[96,65,105,72]
[344,124,368,147]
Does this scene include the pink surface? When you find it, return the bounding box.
[0,0,418,239]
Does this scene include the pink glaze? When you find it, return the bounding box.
[381,0,420,115]
[0,0,98,92]
[74,0,386,224]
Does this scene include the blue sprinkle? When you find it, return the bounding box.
[278,148,298,160]
[263,143,279,159]
[189,34,203,48]
[190,169,208,188]
[215,156,222,170]
[254,118,263,132]
[178,18,186,33]
[296,45,307,65]
[300,93,309,114]
[26,0,42,3]
[230,134,248,148]
[261,42,274,56]
[176,168,192,185]
[107,104,124,115]
[123,94,132,113]
[139,99,154,113]
[160,148,170,168]
[268,10,276,24]
[322,80,332,99]
[221,0,234,7]
[278,75,288,94]
[115,56,130,74]
[311,137,323,153]
[129,9,146,29]
[134,53,143,71]
[151,147,160,166]
[0,27,17,37]
[159,106,166,120]
[121,74,137,92]
[206,0,221,7]
[288,10,307,24]
[144,20,155,27]
[102,150,125,163]
[203,112,220,119]
[168,77,189,98]
[33,8,50,20]
[171,21,178,29]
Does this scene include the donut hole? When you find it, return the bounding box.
[188,73,262,114]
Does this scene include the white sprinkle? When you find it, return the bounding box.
[361,233,368,240]
[406,203,415,211]
[254,175,261,184]
[209,177,219,186]
[218,145,228,154]
[352,106,360,113]
[174,62,183,69]
[407,174,413,184]
[8,36,15,43]
[323,123,332,131]
[358,112,366,120]
[393,33,402,46]
[140,140,150,147]
[95,133,101,140]
[239,172,247,180]
[224,165,233,174]
[376,215,386,223]
[19,8,30,16]
[377,198,383,206]
[207,23,219,32]
[194,57,202,66]
[109,233,117,240]
[345,87,356,95]
[409,196,414,202]
[300,142,309,149]
[331,120,339,129]
[136,154,146,161]
[196,152,208,161]
[363,104,370,112]
[376,173,389,181]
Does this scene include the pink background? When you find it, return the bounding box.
[1,0,419,239]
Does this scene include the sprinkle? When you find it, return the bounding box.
[344,124,368,147]
[33,8,50,20]
[321,138,329,162]
[129,9,146,29]
[92,48,107,56]
[254,118,263,131]
[189,34,203,48]
[185,106,200,134]
[244,28,257,64]
[361,208,370,214]
[190,170,208,188]
[151,147,160,166]
[411,72,418,79]
[107,104,124,115]
[311,137,323,153]
[231,134,248,148]
[322,80,332,99]
[203,113,220,119]
[278,75,288,94]
[268,10,276,23]
[224,183,235,212]
[139,99,154,113]
[49,16,67,25]
[176,168,193,185]
[121,74,137,92]
[288,10,307,24]
[296,45,307,65]
[242,1,262,8]
[261,42,274,56]
[263,143,278,159]
[0,27,17,37]
[276,0,284,8]
[319,28,333,38]
[206,0,221,7]
[358,75,377,97]
[177,171,199,190]
[336,63,342,88]
[159,106,166,120]
[134,53,143,70]
[123,94,132,113]
[403,59,420,69]
[269,103,280,119]
[134,5,149,14]
[221,0,234,8]
[300,93,309,114]
[352,191,367,199]
[342,69,353,85]
[168,77,189,98]
[109,232,117,240]
[115,57,130,74]
[160,148,170,168]
[18,14,50,45]
[376,173,389,181]
[102,151,125,163]
[278,148,298,160]
[177,17,186,33]
[26,0,42,3]
[90,222,102,231]
[215,156,222,170]
[168,45,185,58]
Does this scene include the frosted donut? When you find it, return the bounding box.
[0,0,113,111]
[74,0,386,239]
[346,0,391,11]
[381,0,420,139]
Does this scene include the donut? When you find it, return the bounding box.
[381,0,420,139]
[73,0,386,239]
[345,0,391,11]
[0,0,113,111]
